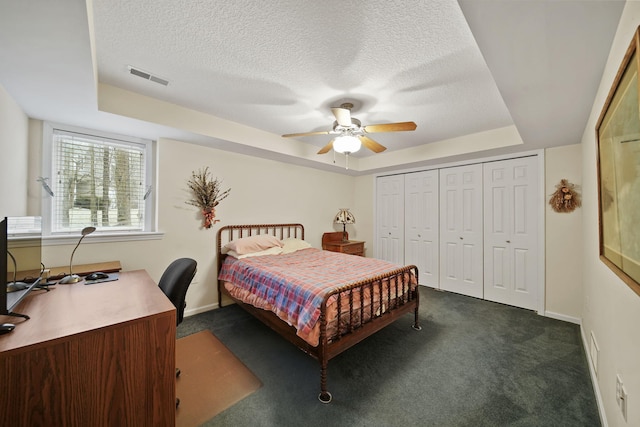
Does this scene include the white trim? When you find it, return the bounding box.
[184,303,218,317]
[536,149,546,315]
[581,325,608,427]
[544,310,581,325]
[373,149,544,178]
[42,231,164,246]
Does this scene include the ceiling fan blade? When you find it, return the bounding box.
[331,107,352,127]
[359,135,387,153]
[317,139,335,154]
[363,121,417,133]
[282,130,330,138]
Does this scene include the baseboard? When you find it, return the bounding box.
[580,325,608,427]
[184,303,218,317]
[545,310,607,424]
[544,310,581,325]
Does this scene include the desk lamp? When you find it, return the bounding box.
[6,250,28,292]
[334,208,355,242]
[59,226,96,284]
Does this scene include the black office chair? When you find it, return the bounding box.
[159,258,197,326]
[158,257,197,408]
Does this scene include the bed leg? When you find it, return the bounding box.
[318,361,332,403]
[217,281,225,309]
[412,306,422,331]
[318,391,332,403]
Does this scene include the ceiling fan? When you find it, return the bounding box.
[282,103,417,155]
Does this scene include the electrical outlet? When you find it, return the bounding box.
[621,385,628,422]
[616,375,628,422]
[616,375,623,402]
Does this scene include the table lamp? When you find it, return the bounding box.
[334,208,355,242]
[59,226,96,284]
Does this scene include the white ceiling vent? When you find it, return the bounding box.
[127,65,169,86]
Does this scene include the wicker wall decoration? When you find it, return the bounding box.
[186,166,231,228]
[549,179,581,213]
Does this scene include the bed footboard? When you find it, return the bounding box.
[316,264,419,402]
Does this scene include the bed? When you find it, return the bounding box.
[216,223,420,403]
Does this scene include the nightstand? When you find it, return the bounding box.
[322,232,365,257]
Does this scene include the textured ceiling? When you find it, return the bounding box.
[0,0,626,174]
[92,0,513,153]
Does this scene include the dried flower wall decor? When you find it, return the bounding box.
[549,179,581,213]
[186,167,231,228]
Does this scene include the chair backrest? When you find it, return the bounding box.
[158,258,197,326]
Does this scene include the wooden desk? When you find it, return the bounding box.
[0,270,176,426]
[322,232,365,256]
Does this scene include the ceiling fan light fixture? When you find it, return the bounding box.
[333,135,361,154]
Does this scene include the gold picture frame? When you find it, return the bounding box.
[596,26,640,296]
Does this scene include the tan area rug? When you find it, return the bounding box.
[176,331,262,427]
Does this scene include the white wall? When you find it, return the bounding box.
[544,144,583,322]
[27,119,43,217]
[352,174,375,256]
[0,84,28,216]
[581,3,640,426]
[41,135,355,315]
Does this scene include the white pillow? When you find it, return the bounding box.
[281,238,312,254]
[222,234,283,255]
[226,246,284,259]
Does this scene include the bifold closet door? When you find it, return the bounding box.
[483,156,539,310]
[376,174,405,265]
[439,164,484,298]
[405,170,439,287]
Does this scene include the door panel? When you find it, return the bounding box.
[376,175,404,265]
[404,170,439,287]
[439,164,483,298]
[483,156,539,310]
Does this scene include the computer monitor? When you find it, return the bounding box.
[2,216,43,320]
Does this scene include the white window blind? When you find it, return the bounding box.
[50,129,148,234]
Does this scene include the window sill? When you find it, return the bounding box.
[43,231,164,246]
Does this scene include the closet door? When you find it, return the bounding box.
[439,164,484,298]
[376,174,404,265]
[405,170,439,287]
[483,156,539,310]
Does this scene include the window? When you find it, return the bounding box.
[42,123,156,238]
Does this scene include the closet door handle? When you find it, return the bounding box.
[506,240,511,243]
[459,237,463,240]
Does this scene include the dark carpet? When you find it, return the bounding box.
[177,287,600,427]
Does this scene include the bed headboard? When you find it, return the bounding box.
[217,223,304,262]
[216,223,304,306]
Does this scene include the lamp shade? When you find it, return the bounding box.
[333,135,361,154]
[334,208,356,225]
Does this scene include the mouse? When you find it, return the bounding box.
[85,272,109,281]
[0,323,15,334]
